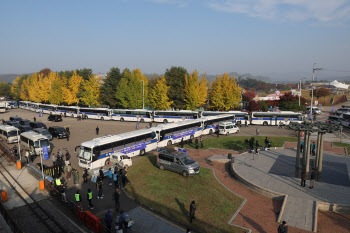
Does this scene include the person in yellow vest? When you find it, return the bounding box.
[87,188,94,209]
[55,178,61,188]
[75,190,81,206]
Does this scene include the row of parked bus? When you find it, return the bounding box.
[328,105,350,128]
[18,101,307,126]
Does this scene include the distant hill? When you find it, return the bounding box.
[201,72,271,83]
[0,74,19,83]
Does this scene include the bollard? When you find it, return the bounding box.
[39,179,45,190]
[1,191,8,201]
[16,160,21,170]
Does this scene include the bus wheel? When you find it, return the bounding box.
[163,119,168,123]
[140,118,144,123]
[101,117,104,121]
[263,121,268,126]
[209,129,213,135]
[182,171,189,178]
[105,159,110,165]
[120,118,124,122]
[167,140,172,146]
[159,165,165,170]
[140,149,146,156]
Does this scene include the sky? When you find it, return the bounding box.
[1,0,350,80]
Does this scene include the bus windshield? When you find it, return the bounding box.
[39,139,50,147]
[78,147,92,160]
[7,131,18,137]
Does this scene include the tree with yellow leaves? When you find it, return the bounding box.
[19,78,29,101]
[63,71,82,105]
[208,76,225,110]
[27,73,43,102]
[80,75,101,107]
[184,70,208,110]
[149,77,173,110]
[11,77,21,100]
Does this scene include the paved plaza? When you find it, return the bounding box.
[234,148,350,231]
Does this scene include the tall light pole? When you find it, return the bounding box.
[311,63,323,121]
[16,128,21,161]
[139,80,144,109]
[299,78,306,106]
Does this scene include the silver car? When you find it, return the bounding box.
[156,149,200,177]
[33,128,53,141]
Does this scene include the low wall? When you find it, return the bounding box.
[317,201,350,214]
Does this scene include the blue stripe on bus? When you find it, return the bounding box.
[79,112,107,116]
[252,118,299,121]
[97,141,152,159]
[153,116,195,119]
[111,114,148,118]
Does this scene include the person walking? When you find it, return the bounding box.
[52,153,57,166]
[310,169,316,189]
[279,121,283,129]
[75,190,81,206]
[189,201,196,223]
[301,169,307,187]
[96,126,99,135]
[113,188,120,212]
[73,169,79,186]
[65,150,71,166]
[108,168,113,185]
[33,116,36,122]
[65,163,72,180]
[180,137,184,149]
[99,167,104,181]
[113,170,119,188]
[83,168,88,183]
[255,140,259,154]
[105,210,113,231]
[300,140,304,153]
[97,178,103,199]
[245,120,247,127]
[200,137,203,148]
[87,188,94,209]
[278,221,288,233]
[256,127,259,136]
[267,138,272,148]
[59,183,67,203]
[66,130,70,142]
[312,142,316,156]
[264,137,268,149]
[57,156,65,174]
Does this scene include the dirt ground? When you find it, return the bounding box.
[317,211,350,233]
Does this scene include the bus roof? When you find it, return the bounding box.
[81,128,156,148]
[21,131,48,140]
[0,125,18,132]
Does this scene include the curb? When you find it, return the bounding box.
[313,201,318,233]
[277,195,288,223]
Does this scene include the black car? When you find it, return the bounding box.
[19,120,31,125]
[29,122,47,129]
[19,125,33,133]
[5,121,20,128]
[9,116,22,122]
[48,126,67,139]
[48,115,63,122]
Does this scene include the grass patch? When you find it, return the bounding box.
[183,136,298,151]
[126,155,246,233]
[333,142,350,152]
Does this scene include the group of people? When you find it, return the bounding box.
[300,141,317,156]
[300,168,316,189]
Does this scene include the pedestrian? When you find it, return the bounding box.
[59,183,67,203]
[301,169,307,187]
[118,210,127,230]
[65,163,72,180]
[57,149,63,159]
[121,168,126,189]
[195,138,199,150]
[312,142,316,156]
[113,170,119,188]
[83,168,88,183]
[99,167,104,181]
[300,140,304,153]
[29,149,35,163]
[73,169,79,186]
[108,168,113,185]
[75,190,81,206]
[264,137,268,148]
[310,142,313,154]
[33,116,36,122]
[310,169,316,189]
[278,221,288,233]
[66,130,70,141]
[25,150,30,164]
[97,178,103,199]
[87,188,94,209]
[200,137,203,148]
[216,128,220,138]
[113,188,120,212]
[245,120,247,127]
[57,156,65,174]
[255,140,259,154]
[189,200,196,223]
[52,153,57,166]
[65,150,71,166]
[180,137,184,149]
[268,138,272,148]
[96,126,99,135]
[55,177,61,188]
[256,127,259,136]
[66,127,70,135]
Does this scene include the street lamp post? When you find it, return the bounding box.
[299,78,306,106]
[139,80,144,109]
[310,63,323,121]
[16,129,21,161]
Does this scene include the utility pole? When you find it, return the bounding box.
[311,63,323,121]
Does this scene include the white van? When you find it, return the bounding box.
[219,122,240,135]
[0,125,20,143]
[307,106,321,115]
[20,131,51,155]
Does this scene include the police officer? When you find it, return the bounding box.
[87,188,94,209]
[75,190,81,206]
[55,177,61,188]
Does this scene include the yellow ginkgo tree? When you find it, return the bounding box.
[63,71,82,105]
[149,76,173,110]
[184,70,208,110]
[80,75,101,107]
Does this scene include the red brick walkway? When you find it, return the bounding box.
[187,149,310,233]
[284,141,346,156]
[317,211,350,233]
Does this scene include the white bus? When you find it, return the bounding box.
[201,111,249,125]
[0,102,7,113]
[28,102,40,112]
[19,101,31,109]
[38,104,57,114]
[202,114,235,135]
[340,112,350,128]
[20,131,51,155]
[251,111,304,126]
[56,106,79,117]
[111,109,153,122]
[153,110,200,123]
[0,125,20,143]
[77,128,158,169]
[78,107,111,120]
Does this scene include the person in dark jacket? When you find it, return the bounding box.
[278,221,288,233]
[104,210,112,231]
[264,137,268,148]
[189,201,196,223]
[113,188,120,212]
[96,126,99,135]
[83,168,88,183]
[301,169,307,187]
[99,167,104,181]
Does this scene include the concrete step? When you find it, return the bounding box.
[281,196,314,232]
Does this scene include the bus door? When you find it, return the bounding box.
[275,116,278,125]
